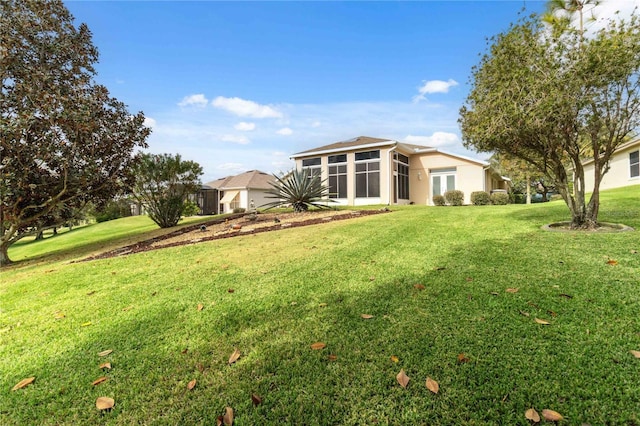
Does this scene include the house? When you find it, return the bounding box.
[203,170,276,214]
[582,139,640,191]
[290,136,509,206]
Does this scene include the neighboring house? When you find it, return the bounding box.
[291,136,509,206]
[582,139,640,191]
[203,170,276,214]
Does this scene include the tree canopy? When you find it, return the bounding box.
[0,0,150,266]
[131,153,203,228]
[459,9,640,229]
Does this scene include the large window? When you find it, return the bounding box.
[394,153,409,200]
[355,150,380,198]
[631,150,639,178]
[328,154,347,198]
[302,157,321,180]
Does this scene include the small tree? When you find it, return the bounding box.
[459,10,640,229]
[132,153,203,228]
[262,169,334,212]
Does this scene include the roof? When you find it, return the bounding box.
[290,135,489,166]
[292,136,401,157]
[204,170,275,190]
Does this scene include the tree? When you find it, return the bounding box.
[262,169,335,212]
[490,153,552,204]
[459,10,640,229]
[0,0,150,266]
[131,153,203,228]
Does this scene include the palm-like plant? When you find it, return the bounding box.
[262,169,335,212]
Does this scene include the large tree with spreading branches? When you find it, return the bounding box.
[0,0,150,266]
[459,4,640,229]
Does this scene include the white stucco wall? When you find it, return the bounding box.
[583,142,640,191]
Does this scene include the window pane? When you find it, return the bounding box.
[329,166,337,174]
[328,154,347,164]
[302,157,321,167]
[356,174,367,197]
[368,162,380,171]
[632,163,640,178]
[433,176,441,196]
[356,163,366,172]
[338,175,347,198]
[446,175,455,191]
[369,172,380,197]
[338,165,347,173]
[630,150,639,163]
[329,176,337,198]
[355,150,380,161]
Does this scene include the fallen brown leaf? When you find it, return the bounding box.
[414,284,425,290]
[318,303,327,307]
[11,377,35,391]
[92,377,108,386]
[466,277,474,282]
[310,342,326,350]
[360,314,374,319]
[525,408,540,422]
[251,393,262,406]
[520,310,530,317]
[506,288,519,293]
[559,293,573,299]
[390,355,399,363]
[197,303,204,311]
[396,369,410,388]
[630,350,640,358]
[223,406,234,425]
[227,288,235,293]
[99,362,111,370]
[96,396,115,410]
[490,292,499,296]
[328,354,338,361]
[528,301,540,308]
[86,291,96,296]
[541,409,563,421]
[187,379,196,390]
[369,276,375,281]
[534,318,551,325]
[425,377,439,394]
[228,348,241,365]
[457,353,470,364]
[98,349,113,357]
[547,310,558,317]
[607,259,618,266]
[54,312,65,319]
[122,306,134,311]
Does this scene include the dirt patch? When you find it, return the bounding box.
[80,209,390,262]
[541,221,635,232]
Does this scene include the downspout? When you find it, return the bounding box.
[388,145,396,206]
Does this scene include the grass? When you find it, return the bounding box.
[1,186,639,425]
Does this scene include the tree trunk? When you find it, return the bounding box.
[0,243,12,267]
[35,231,44,241]
[526,175,531,204]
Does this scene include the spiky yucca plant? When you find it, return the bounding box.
[262,169,335,212]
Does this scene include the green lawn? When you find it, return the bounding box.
[1,187,639,425]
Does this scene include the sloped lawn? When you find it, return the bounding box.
[1,186,639,425]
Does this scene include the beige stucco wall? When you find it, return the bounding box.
[583,142,640,191]
[410,152,486,205]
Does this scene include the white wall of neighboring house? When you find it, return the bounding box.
[583,140,640,191]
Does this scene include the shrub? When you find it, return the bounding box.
[182,200,200,217]
[433,195,446,206]
[444,190,464,206]
[262,169,335,213]
[513,193,526,204]
[233,207,246,214]
[490,192,510,205]
[471,191,490,205]
[550,194,563,202]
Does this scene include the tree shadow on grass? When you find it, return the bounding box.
[3,230,640,425]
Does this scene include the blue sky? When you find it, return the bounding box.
[64,1,637,183]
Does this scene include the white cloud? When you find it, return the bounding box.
[405,132,460,148]
[234,122,256,131]
[413,79,459,103]
[143,117,157,128]
[212,96,283,118]
[277,127,293,136]
[311,121,322,128]
[178,94,209,108]
[217,162,245,171]
[221,134,251,145]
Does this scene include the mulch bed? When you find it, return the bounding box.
[80,209,390,262]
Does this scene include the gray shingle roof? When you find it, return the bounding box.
[204,170,275,190]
